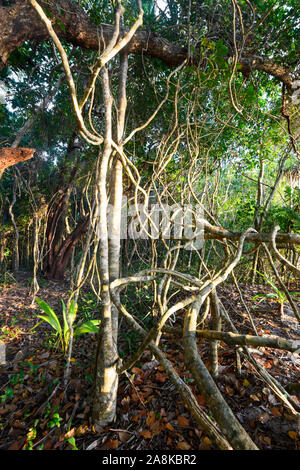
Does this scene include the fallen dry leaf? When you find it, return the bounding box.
[146,411,156,427]
[177,416,190,427]
[288,431,299,441]
[271,407,282,417]
[165,422,175,431]
[140,430,152,439]
[132,414,140,423]
[258,413,270,424]
[108,439,119,449]
[9,439,25,450]
[155,372,167,383]
[132,367,143,375]
[177,440,191,450]
[118,431,131,443]
[149,420,162,436]
[64,427,76,439]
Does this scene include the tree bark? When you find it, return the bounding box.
[46,215,89,280]
[0,147,34,179]
[45,189,71,276]
[209,289,221,379]
[92,66,119,426]
[44,134,82,277]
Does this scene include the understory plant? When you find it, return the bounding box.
[33,298,100,355]
[252,271,299,317]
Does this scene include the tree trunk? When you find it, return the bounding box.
[209,289,221,378]
[47,215,89,280]
[92,53,128,425]
[8,176,19,272]
[44,134,82,277]
[45,189,71,276]
[92,66,119,426]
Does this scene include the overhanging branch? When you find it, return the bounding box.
[0,147,34,179]
[0,0,295,89]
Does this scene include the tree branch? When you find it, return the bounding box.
[0,147,34,179]
[0,0,295,89]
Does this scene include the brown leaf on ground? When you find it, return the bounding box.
[196,394,206,406]
[288,431,299,441]
[108,439,119,449]
[146,411,156,427]
[132,414,140,423]
[155,372,167,383]
[165,422,175,431]
[177,440,191,450]
[132,367,144,375]
[177,416,190,427]
[75,424,89,436]
[117,431,132,443]
[250,394,260,402]
[149,420,162,436]
[140,430,152,439]
[64,427,76,439]
[258,413,270,424]
[121,396,130,410]
[271,407,282,417]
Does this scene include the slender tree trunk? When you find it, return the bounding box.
[109,52,128,345]
[252,158,264,284]
[32,213,40,296]
[93,53,128,425]
[93,66,119,425]
[209,288,221,378]
[8,176,19,272]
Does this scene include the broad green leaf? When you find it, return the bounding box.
[35,298,62,336]
[74,320,100,336]
[265,293,279,299]
[36,314,62,335]
[62,300,70,352]
[252,293,267,300]
[68,299,78,326]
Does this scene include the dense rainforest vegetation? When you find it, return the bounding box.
[0,0,299,451]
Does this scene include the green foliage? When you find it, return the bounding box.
[252,270,299,308]
[0,271,15,287]
[47,411,62,429]
[24,419,39,450]
[0,386,14,404]
[78,293,100,321]
[33,298,100,355]
[65,436,78,450]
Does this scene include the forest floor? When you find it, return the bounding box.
[0,272,299,451]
